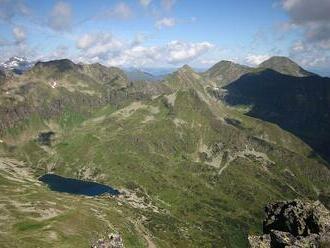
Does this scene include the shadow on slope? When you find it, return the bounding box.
[224,69,330,164]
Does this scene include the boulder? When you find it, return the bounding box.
[263,199,330,236]
[248,234,271,248]
[269,230,296,247]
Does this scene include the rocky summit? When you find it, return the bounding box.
[258,56,315,77]
[249,199,330,248]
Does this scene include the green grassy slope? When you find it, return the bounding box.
[0,62,329,247]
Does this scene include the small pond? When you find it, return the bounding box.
[39,174,120,196]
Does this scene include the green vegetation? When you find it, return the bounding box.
[0,59,329,247]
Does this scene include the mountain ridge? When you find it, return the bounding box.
[258,56,315,77]
[0,56,34,74]
[0,56,329,247]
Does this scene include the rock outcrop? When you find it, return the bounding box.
[249,199,330,248]
[91,232,124,248]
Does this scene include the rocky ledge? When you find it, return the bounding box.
[249,199,330,248]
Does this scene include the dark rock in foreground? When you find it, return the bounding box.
[249,199,330,248]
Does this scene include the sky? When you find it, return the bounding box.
[0,0,329,75]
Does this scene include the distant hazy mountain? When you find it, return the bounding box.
[123,68,159,81]
[141,67,177,76]
[0,56,34,74]
[258,56,315,77]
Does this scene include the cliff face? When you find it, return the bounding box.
[249,199,330,248]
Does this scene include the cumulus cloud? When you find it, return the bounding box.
[48,1,72,31]
[76,32,213,67]
[108,41,213,67]
[0,0,31,22]
[139,0,152,7]
[282,0,330,44]
[12,26,26,44]
[131,33,149,47]
[166,41,213,64]
[76,32,124,60]
[155,17,176,29]
[281,0,330,73]
[289,40,330,72]
[245,54,271,65]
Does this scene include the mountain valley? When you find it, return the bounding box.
[0,56,329,247]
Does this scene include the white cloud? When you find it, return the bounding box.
[48,1,72,31]
[281,0,330,75]
[139,0,152,7]
[291,41,305,52]
[131,33,148,47]
[112,41,212,67]
[77,34,97,49]
[12,26,26,43]
[289,40,330,72]
[166,41,214,64]
[76,32,213,67]
[245,54,271,65]
[281,0,330,43]
[282,0,300,10]
[199,59,219,66]
[155,17,176,29]
[0,43,38,62]
[76,32,124,60]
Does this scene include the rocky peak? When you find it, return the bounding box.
[33,59,78,72]
[204,60,252,87]
[0,56,34,74]
[81,63,128,88]
[249,199,330,247]
[258,56,314,77]
[177,64,194,73]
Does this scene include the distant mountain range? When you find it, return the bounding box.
[203,56,316,87]
[0,55,329,247]
[0,56,35,74]
[123,68,166,82]
[204,57,330,163]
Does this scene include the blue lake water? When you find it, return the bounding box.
[39,174,120,196]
